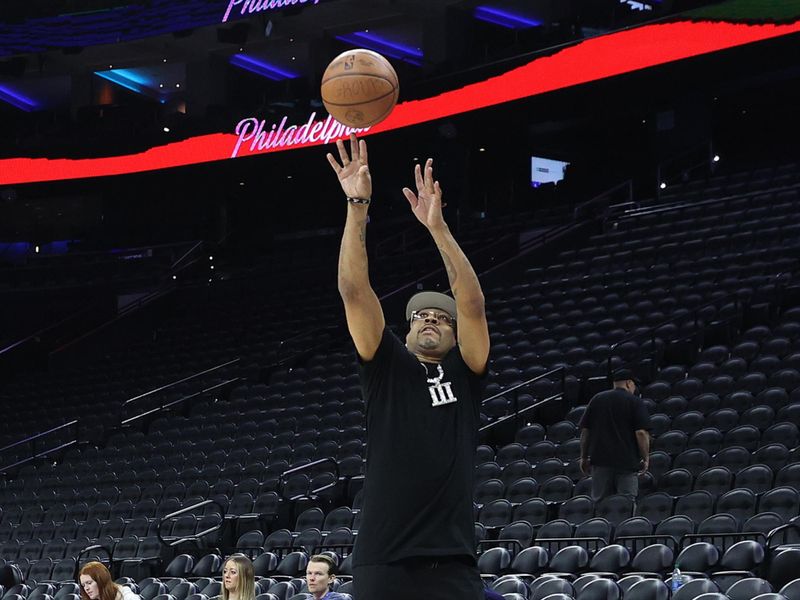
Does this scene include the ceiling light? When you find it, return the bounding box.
[0,84,41,112]
[336,32,423,66]
[474,6,542,29]
[230,54,299,80]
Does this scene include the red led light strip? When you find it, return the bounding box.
[1,19,799,185]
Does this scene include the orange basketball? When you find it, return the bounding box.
[321,49,399,128]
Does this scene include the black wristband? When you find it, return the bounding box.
[347,197,371,205]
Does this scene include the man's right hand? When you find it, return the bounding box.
[639,457,649,475]
[326,134,372,201]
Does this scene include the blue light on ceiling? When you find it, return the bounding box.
[474,6,543,29]
[103,68,150,86]
[335,31,423,67]
[0,84,40,111]
[94,69,169,103]
[230,54,299,81]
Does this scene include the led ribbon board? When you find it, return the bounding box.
[1,19,799,185]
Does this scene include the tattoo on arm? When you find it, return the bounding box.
[438,245,458,291]
[358,222,366,246]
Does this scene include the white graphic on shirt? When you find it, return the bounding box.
[427,364,458,407]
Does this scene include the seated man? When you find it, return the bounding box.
[306,554,349,600]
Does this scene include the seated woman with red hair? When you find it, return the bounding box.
[79,562,141,600]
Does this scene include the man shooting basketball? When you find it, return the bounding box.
[327,134,489,599]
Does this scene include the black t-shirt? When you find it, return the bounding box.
[579,387,650,471]
[352,328,484,567]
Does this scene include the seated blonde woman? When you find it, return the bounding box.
[221,554,256,600]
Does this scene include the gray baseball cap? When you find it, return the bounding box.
[405,291,457,321]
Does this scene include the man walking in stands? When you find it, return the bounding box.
[579,368,651,502]
[328,134,489,599]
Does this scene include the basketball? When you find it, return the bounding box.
[321,49,399,128]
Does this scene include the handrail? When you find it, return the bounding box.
[766,521,800,548]
[573,179,633,220]
[479,395,560,435]
[0,419,78,453]
[533,536,607,554]
[171,240,203,270]
[315,541,355,557]
[0,439,78,474]
[655,141,714,199]
[75,544,113,577]
[277,457,340,500]
[156,499,225,547]
[680,530,765,553]
[0,369,239,478]
[0,303,98,357]
[0,420,79,474]
[614,533,680,554]
[48,285,175,357]
[612,180,800,223]
[482,367,565,405]
[123,358,240,406]
[476,538,523,555]
[479,367,565,435]
[121,377,241,426]
[281,457,339,479]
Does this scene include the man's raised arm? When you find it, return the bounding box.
[402,159,489,374]
[328,134,384,361]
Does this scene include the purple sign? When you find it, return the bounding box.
[222,0,322,23]
[232,111,370,157]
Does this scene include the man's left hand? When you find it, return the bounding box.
[402,158,446,230]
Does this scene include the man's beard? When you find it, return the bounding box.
[418,335,439,350]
